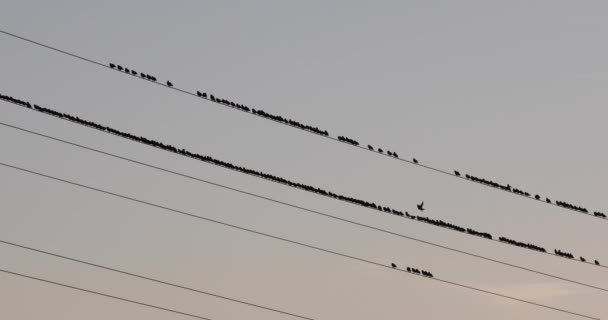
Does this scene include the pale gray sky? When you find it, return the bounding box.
[1,1,607,319]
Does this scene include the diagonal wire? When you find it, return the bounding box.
[0,268,215,320]
[0,239,312,320]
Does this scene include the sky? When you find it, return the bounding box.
[0,1,607,319]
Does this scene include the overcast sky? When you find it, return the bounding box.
[1,1,607,319]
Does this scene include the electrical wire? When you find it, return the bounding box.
[0,239,312,320]
[0,268,215,320]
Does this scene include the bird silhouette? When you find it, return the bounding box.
[167,81,173,87]
[454,170,461,176]
[595,260,600,265]
[391,263,397,268]
[417,201,425,211]
[413,158,419,164]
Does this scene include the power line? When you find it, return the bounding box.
[0,268,216,320]
[0,239,312,320]
[1,27,603,320]
[1,97,603,269]
[0,121,606,295]
[0,28,603,222]
[0,161,598,320]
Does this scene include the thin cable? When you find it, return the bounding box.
[1,99,604,270]
[0,161,598,319]
[0,268,215,320]
[0,28,603,222]
[0,239,312,320]
[0,121,606,294]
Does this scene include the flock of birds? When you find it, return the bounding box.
[554,249,601,265]
[0,91,603,268]
[391,263,434,278]
[109,63,157,82]
[498,236,546,253]
[110,63,330,137]
[107,63,441,169]
[2,65,605,269]
[108,62,608,222]
[459,173,606,218]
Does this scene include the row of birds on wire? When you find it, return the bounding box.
[457,172,606,218]
[553,249,601,265]
[0,91,602,268]
[107,62,607,220]
[391,263,434,278]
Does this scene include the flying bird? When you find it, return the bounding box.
[417,201,425,211]
[391,263,397,268]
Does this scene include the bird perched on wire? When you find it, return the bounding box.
[417,201,425,211]
[166,81,173,87]
[391,263,397,268]
[413,158,419,164]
